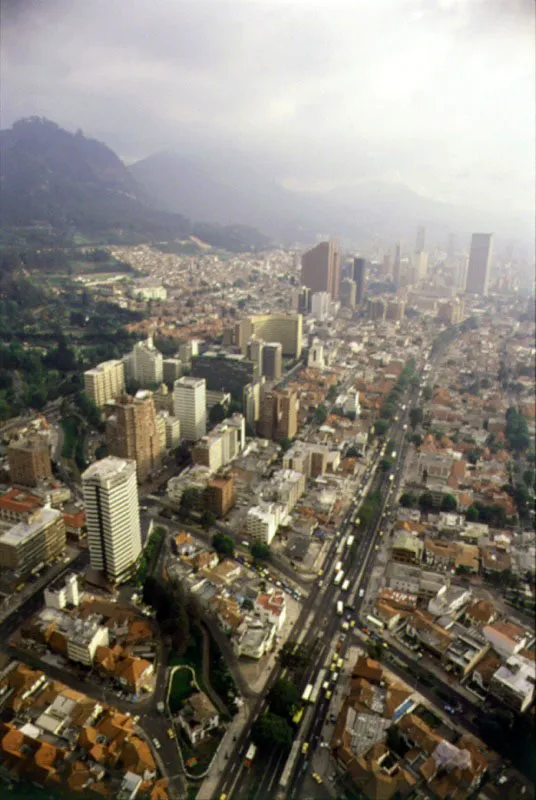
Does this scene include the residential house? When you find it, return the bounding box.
[178,692,219,745]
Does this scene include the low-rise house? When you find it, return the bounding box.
[115,656,154,694]
[489,654,536,712]
[406,610,453,657]
[482,621,529,659]
[255,591,287,631]
[178,692,219,745]
[464,600,497,628]
[427,585,471,619]
[391,532,423,564]
[234,620,276,659]
[443,626,489,677]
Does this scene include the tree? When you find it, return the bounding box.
[440,494,457,512]
[251,542,271,561]
[466,504,480,522]
[422,386,433,401]
[278,641,311,670]
[251,712,293,751]
[418,492,435,510]
[411,433,423,448]
[523,469,535,491]
[279,438,293,453]
[314,404,328,425]
[212,532,234,557]
[267,679,301,720]
[409,407,423,429]
[367,641,382,660]
[201,510,216,531]
[374,419,389,437]
[399,492,418,508]
[179,487,198,517]
[379,457,393,473]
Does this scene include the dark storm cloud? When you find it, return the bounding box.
[2,0,534,226]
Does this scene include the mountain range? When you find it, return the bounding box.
[1,117,531,253]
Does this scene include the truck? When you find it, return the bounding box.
[301,684,314,703]
[334,570,344,586]
[244,743,257,767]
[341,579,350,592]
[336,600,344,616]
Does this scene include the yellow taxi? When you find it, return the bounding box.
[167,728,175,740]
[312,772,324,784]
[302,742,309,755]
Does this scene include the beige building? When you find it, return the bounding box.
[106,393,162,482]
[301,239,341,299]
[7,436,52,488]
[234,313,303,357]
[83,359,125,407]
[0,506,66,579]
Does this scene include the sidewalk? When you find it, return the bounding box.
[196,700,250,800]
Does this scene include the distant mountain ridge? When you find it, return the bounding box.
[0,118,270,251]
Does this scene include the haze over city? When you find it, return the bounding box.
[2,0,535,239]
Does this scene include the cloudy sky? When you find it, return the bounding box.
[2,0,535,228]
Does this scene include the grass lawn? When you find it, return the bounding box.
[168,666,196,715]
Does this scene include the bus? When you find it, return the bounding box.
[334,571,344,586]
[279,739,301,792]
[336,540,345,555]
[366,614,385,631]
[346,535,355,548]
[301,684,314,703]
[244,743,257,767]
[341,579,350,592]
[336,600,343,616]
[310,669,327,704]
[334,561,343,573]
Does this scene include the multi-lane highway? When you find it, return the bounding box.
[214,361,423,800]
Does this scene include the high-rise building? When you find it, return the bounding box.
[412,251,429,283]
[82,457,141,585]
[301,240,341,299]
[124,336,163,387]
[173,377,207,441]
[392,243,401,288]
[386,300,406,323]
[205,475,235,517]
[340,278,356,310]
[179,339,201,364]
[234,313,302,358]
[466,233,494,296]
[163,358,183,386]
[367,298,387,321]
[382,254,392,277]
[0,506,66,582]
[416,226,426,253]
[262,343,283,379]
[243,379,264,427]
[84,359,125,407]
[246,337,264,375]
[307,340,325,369]
[353,258,367,305]
[311,291,331,320]
[258,388,298,442]
[8,436,52,487]
[297,287,312,314]
[106,393,162,482]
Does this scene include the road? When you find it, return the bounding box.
[214,363,422,800]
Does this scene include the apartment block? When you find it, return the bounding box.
[123,336,163,387]
[7,436,52,488]
[262,342,283,379]
[106,393,162,482]
[0,506,66,581]
[258,387,299,442]
[205,475,235,516]
[247,504,280,544]
[173,376,207,442]
[83,359,125,407]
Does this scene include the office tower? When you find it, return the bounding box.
[8,436,52,487]
[416,226,426,253]
[386,300,406,322]
[413,251,429,283]
[382,254,392,277]
[191,352,256,399]
[301,239,341,299]
[0,506,66,584]
[262,342,283,379]
[163,358,183,385]
[437,298,464,325]
[246,337,265,375]
[366,298,387,321]
[466,233,494,296]
[84,359,125,407]
[258,388,298,442]
[392,243,401,288]
[179,339,201,363]
[106,393,162,482]
[297,287,312,314]
[82,457,141,585]
[125,336,163,387]
[311,291,331,320]
[243,379,264,427]
[205,476,235,517]
[340,278,356,310]
[353,258,367,305]
[234,313,302,357]
[173,377,207,441]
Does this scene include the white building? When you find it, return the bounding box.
[307,339,325,369]
[173,376,207,442]
[133,281,167,301]
[179,339,201,363]
[342,389,361,418]
[255,591,287,632]
[124,336,163,387]
[66,616,110,666]
[44,573,80,610]
[490,654,536,713]
[311,291,331,321]
[83,359,125,407]
[82,457,142,584]
[246,504,281,544]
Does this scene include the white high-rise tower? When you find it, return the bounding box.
[173,377,207,441]
[82,457,141,584]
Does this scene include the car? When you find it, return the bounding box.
[325,690,332,699]
[444,704,455,715]
[318,580,324,588]
[339,633,346,643]
[312,772,324,784]
[358,588,365,598]
[350,620,355,628]
[374,545,379,551]
[302,742,309,755]
[152,738,161,750]
[220,794,228,800]
[167,728,175,739]
[330,714,337,723]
